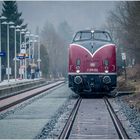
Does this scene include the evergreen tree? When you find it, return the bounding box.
[2,1,27,27]
[1,1,27,78]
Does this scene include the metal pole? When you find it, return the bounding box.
[7,23,10,82]
[38,36,41,78]
[19,31,22,79]
[28,35,31,63]
[0,20,1,82]
[14,28,17,81]
[124,60,127,81]
[2,21,14,82]
[38,37,40,69]
[24,35,27,79]
[33,39,35,64]
[0,16,7,82]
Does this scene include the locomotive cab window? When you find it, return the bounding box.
[74,33,81,41]
[93,32,112,42]
[73,30,112,42]
[73,32,92,42]
[81,32,91,40]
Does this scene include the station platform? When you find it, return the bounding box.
[0,78,42,87]
[0,78,46,99]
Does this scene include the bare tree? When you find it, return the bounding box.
[41,21,73,78]
[106,1,140,65]
[40,44,49,78]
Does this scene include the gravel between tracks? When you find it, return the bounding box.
[35,94,140,139]
[35,94,78,139]
[110,96,140,139]
[2,84,140,139]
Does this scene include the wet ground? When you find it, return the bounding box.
[0,83,140,139]
[0,84,72,139]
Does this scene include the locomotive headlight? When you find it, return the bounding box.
[76,69,80,73]
[105,70,109,73]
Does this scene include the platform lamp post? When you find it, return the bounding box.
[10,25,21,81]
[24,31,30,79]
[27,31,32,64]
[2,21,14,82]
[35,35,41,70]
[0,16,7,82]
[19,29,26,79]
[26,31,31,63]
[15,26,21,79]
[19,28,22,79]
[33,39,37,65]
[23,30,30,79]
[20,31,25,79]
[35,35,41,78]
[30,34,36,64]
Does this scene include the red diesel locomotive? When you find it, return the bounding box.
[68,29,117,95]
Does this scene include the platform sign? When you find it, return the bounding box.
[121,53,126,60]
[17,56,25,59]
[29,55,33,59]
[6,67,11,75]
[0,52,6,57]
[25,54,29,58]
[17,53,26,59]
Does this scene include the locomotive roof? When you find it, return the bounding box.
[76,29,109,33]
[72,29,113,43]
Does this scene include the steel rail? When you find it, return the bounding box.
[0,81,64,112]
[0,81,47,100]
[0,80,60,100]
[104,97,129,139]
[58,97,82,139]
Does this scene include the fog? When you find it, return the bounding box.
[0,1,117,77]
[0,1,116,33]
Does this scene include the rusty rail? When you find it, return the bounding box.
[104,97,129,139]
[58,97,82,139]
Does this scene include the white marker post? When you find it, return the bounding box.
[121,52,127,81]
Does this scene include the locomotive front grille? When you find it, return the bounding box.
[69,74,116,92]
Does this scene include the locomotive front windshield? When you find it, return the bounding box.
[73,31,112,42]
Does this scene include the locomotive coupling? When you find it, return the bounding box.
[74,76,82,84]
[103,76,111,84]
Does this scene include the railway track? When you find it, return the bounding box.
[0,81,64,112]
[58,96,129,139]
[58,97,82,139]
[104,97,129,139]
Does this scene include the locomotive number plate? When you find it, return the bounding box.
[90,62,96,67]
[87,68,98,72]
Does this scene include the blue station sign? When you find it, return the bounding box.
[0,52,6,57]
[17,56,25,59]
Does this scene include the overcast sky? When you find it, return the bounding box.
[0,1,116,34]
